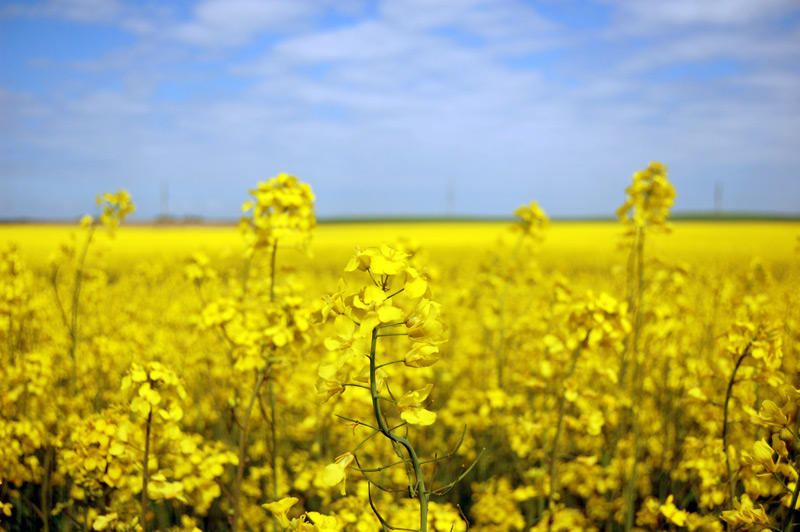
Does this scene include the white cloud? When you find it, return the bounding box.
[618,29,800,72]
[168,0,367,47]
[610,0,796,28]
[67,90,151,115]
[1,0,799,217]
[2,0,123,23]
[273,21,417,62]
[170,0,315,46]
[379,0,555,34]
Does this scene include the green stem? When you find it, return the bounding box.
[141,408,152,532]
[268,376,278,503]
[233,239,279,532]
[369,326,428,532]
[547,330,591,532]
[723,349,749,510]
[267,239,279,532]
[7,311,13,364]
[232,369,266,532]
[624,425,641,532]
[624,226,645,532]
[240,253,252,302]
[17,488,23,530]
[268,240,277,303]
[385,287,405,299]
[495,233,525,388]
[41,446,52,532]
[783,418,800,531]
[69,225,96,388]
[375,359,405,369]
[51,264,69,330]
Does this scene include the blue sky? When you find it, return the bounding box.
[1,0,799,219]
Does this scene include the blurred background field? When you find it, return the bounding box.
[2,220,797,272]
[0,221,800,277]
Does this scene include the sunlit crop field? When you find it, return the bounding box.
[4,220,797,269]
[2,172,800,531]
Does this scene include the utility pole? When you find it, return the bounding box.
[160,180,169,219]
[714,181,723,217]
[446,180,454,217]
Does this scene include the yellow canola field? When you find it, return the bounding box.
[2,220,797,268]
[1,213,800,531]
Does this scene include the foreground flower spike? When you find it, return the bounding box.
[316,244,469,532]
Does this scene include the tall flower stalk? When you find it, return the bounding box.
[232,174,315,532]
[615,162,675,531]
[51,191,134,388]
[121,362,187,532]
[495,202,548,388]
[316,245,472,531]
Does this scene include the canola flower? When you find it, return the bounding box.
[228,174,316,532]
[1,165,800,531]
[314,244,454,531]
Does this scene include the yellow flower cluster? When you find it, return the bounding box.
[122,362,187,421]
[513,201,549,241]
[53,362,236,529]
[262,496,340,530]
[316,244,443,409]
[616,161,676,231]
[95,190,135,235]
[2,166,800,531]
[0,244,35,362]
[240,173,316,253]
[314,244,459,531]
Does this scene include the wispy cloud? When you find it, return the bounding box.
[1,0,799,218]
[170,0,323,47]
[3,0,124,23]
[612,0,796,28]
